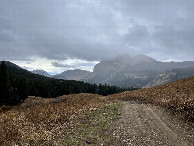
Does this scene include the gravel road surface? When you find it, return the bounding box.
[112,100,194,146]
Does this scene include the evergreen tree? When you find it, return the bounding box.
[0,61,137,105]
[0,61,14,105]
[18,79,28,101]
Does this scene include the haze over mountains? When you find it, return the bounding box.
[83,54,194,87]
[53,69,91,80]
[3,54,193,88]
[31,54,194,88]
[1,0,194,89]
[32,70,51,77]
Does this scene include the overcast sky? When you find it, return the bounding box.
[0,0,194,74]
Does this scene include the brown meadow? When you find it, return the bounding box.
[0,76,194,145]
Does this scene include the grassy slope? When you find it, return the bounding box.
[0,76,194,145]
[109,76,194,121]
[0,94,109,145]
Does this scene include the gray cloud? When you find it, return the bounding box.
[52,62,74,68]
[0,0,194,64]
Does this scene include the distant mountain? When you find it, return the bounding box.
[0,61,127,101]
[3,53,194,89]
[114,74,194,121]
[53,69,91,80]
[144,66,194,88]
[83,54,194,88]
[32,70,50,77]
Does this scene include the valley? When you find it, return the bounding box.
[1,1,194,145]
[0,74,194,145]
[39,54,194,88]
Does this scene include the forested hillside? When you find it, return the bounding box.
[0,61,135,106]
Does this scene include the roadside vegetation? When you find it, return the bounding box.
[0,94,106,145]
[63,102,121,145]
[1,62,194,145]
[0,94,122,145]
[109,76,194,121]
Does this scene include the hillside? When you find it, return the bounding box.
[0,61,129,106]
[1,61,51,81]
[53,69,91,80]
[110,75,194,121]
[32,70,50,77]
[83,54,194,88]
[144,66,194,88]
[0,93,110,145]
[0,76,194,145]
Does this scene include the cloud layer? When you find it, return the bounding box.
[0,0,194,72]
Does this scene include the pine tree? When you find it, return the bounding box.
[0,61,14,105]
[18,79,28,101]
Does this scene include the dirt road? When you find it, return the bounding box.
[112,100,194,146]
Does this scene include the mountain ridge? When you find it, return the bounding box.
[53,69,91,80]
[143,66,194,88]
[83,54,194,87]
[3,54,194,88]
[32,70,51,77]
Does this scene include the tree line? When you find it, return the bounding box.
[0,61,138,106]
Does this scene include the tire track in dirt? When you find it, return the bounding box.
[112,100,194,146]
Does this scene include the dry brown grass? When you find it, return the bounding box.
[109,76,194,121]
[0,93,108,145]
[1,76,194,145]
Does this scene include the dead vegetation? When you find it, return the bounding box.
[0,76,194,145]
[0,93,109,145]
[63,102,121,145]
[109,76,194,121]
